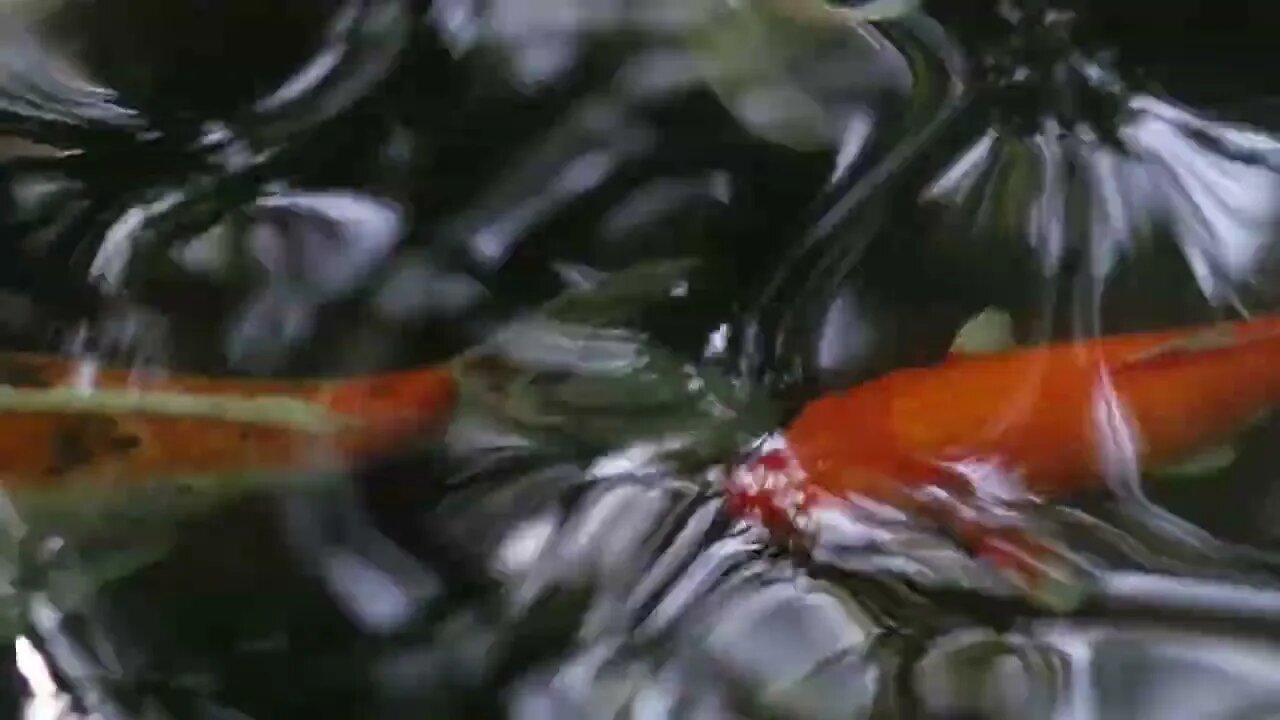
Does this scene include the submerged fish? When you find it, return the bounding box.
[0,353,458,490]
[0,353,458,579]
[728,313,1280,604]
[0,354,453,628]
[0,256,701,531]
[0,258,703,628]
[0,256,703,495]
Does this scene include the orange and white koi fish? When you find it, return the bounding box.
[728,313,1280,600]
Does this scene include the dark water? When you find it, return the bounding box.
[3,0,1280,717]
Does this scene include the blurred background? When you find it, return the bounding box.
[2,0,1280,717]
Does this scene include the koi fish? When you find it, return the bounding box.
[0,257,704,494]
[0,257,707,635]
[0,354,452,622]
[0,353,458,491]
[0,255,699,525]
[728,312,1280,604]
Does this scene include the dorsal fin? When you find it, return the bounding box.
[1111,321,1280,371]
[949,307,1017,356]
[1120,326,1237,362]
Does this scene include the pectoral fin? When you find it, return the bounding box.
[1150,443,1239,480]
[1120,326,1242,366]
[950,308,1017,355]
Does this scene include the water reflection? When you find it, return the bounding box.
[3,0,1280,718]
[246,0,411,142]
[918,619,1280,720]
[0,17,140,137]
[921,89,1280,326]
[225,191,407,370]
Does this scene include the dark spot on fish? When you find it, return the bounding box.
[369,382,395,398]
[109,432,142,452]
[239,428,254,440]
[0,356,54,388]
[47,419,104,477]
[46,417,141,478]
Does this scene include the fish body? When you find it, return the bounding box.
[0,258,703,492]
[0,354,453,625]
[0,257,702,634]
[731,314,1280,540]
[0,353,457,490]
[726,314,1280,607]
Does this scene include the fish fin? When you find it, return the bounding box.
[1148,407,1274,480]
[548,261,607,292]
[452,256,699,375]
[1114,321,1280,370]
[1150,443,1239,480]
[538,257,701,326]
[44,543,172,610]
[949,307,1017,356]
[1120,326,1241,364]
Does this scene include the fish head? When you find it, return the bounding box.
[725,441,825,543]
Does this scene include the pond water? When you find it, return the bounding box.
[2,0,1280,718]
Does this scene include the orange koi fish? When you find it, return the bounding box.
[0,353,457,491]
[0,259,701,494]
[728,313,1280,599]
[0,354,462,591]
[0,259,701,610]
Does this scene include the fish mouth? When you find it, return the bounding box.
[723,438,815,538]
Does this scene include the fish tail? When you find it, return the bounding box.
[1188,316,1280,403]
[1108,313,1280,378]
[1219,313,1280,347]
[1226,315,1280,403]
[1091,313,1280,472]
[319,365,459,434]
